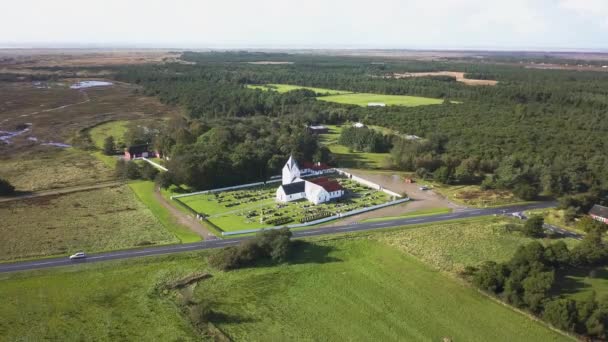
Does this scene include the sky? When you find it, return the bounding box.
[1,0,608,50]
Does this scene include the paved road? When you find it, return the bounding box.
[0,201,563,274]
[0,181,124,203]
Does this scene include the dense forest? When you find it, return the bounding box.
[112,51,608,210]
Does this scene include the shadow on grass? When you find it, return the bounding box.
[208,311,257,324]
[552,267,608,296]
[287,240,342,265]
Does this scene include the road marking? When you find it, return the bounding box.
[297,231,316,235]
[406,219,425,222]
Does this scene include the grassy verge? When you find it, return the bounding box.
[129,181,202,243]
[361,207,452,222]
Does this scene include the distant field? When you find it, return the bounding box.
[0,185,178,261]
[0,147,114,192]
[0,235,569,341]
[247,83,351,95]
[247,83,446,107]
[318,93,446,107]
[319,124,391,169]
[423,181,523,208]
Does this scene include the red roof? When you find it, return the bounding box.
[301,161,330,171]
[309,177,343,192]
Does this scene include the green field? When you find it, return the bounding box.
[247,83,445,107]
[361,207,452,222]
[375,216,580,274]
[129,181,202,243]
[177,177,391,232]
[247,83,352,95]
[0,147,114,192]
[89,120,129,149]
[319,124,391,169]
[0,233,570,341]
[318,93,445,107]
[0,185,179,261]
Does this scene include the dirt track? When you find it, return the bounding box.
[153,187,218,240]
[391,71,498,86]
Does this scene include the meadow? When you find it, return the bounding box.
[0,185,179,261]
[0,147,115,192]
[318,92,445,107]
[89,120,129,149]
[177,176,391,232]
[247,83,351,95]
[247,83,446,107]
[0,231,571,341]
[318,124,391,169]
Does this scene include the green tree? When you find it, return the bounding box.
[543,298,578,332]
[103,136,116,155]
[155,171,174,189]
[523,216,545,238]
[141,163,159,180]
[522,271,554,313]
[472,261,506,293]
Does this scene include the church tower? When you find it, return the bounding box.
[282,155,301,185]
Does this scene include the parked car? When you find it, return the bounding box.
[419,186,430,191]
[69,252,87,260]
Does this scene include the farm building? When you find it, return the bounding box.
[589,204,608,224]
[307,125,329,134]
[367,102,386,107]
[124,144,160,160]
[276,156,344,205]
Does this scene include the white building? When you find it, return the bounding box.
[276,156,344,205]
[353,122,366,128]
[368,102,386,107]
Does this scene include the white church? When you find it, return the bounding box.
[275,156,344,205]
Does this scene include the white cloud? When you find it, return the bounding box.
[559,0,608,29]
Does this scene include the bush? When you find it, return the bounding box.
[103,136,116,155]
[0,178,15,195]
[208,228,293,270]
[543,298,578,332]
[522,216,544,238]
[141,163,159,180]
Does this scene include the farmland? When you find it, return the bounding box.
[0,185,178,261]
[318,92,445,107]
[247,83,351,95]
[176,176,392,232]
[0,232,570,341]
[247,83,446,107]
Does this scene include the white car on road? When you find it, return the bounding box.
[69,252,87,260]
[419,186,430,191]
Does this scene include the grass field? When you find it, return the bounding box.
[129,181,202,243]
[89,120,129,149]
[0,185,178,261]
[177,177,391,232]
[0,147,115,192]
[422,181,523,208]
[319,124,391,169]
[361,207,452,222]
[0,234,570,341]
[247,83,446,107]
[318,92,445,107]
[375,216,579,274]
[247,83,351,95]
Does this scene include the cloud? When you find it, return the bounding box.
[559,0,608,29]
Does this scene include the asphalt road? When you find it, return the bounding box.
[0,201,563,274]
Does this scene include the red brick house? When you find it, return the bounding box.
[589,204,608,224]
[124,144,160,160]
